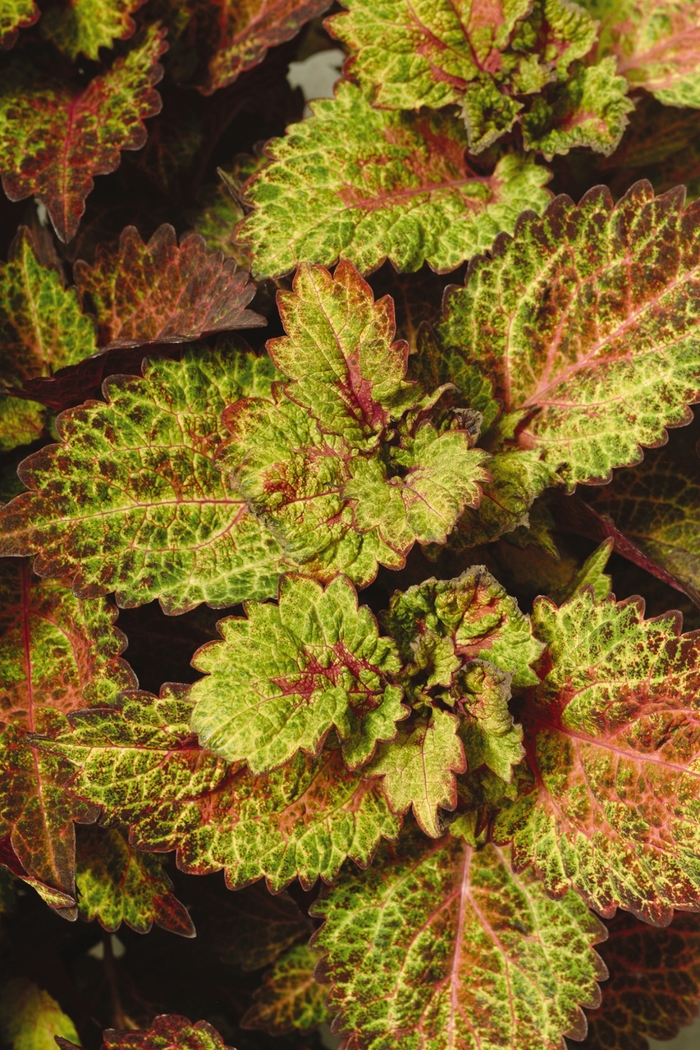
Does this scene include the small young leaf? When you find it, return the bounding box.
[0,344,289,614]
[494,589,700,924]
[0,25,166,242]
[551,538,613,605]
[190,574,405,772]
[369,708,465,838]
[458,660,525,783]
[242,944,331,1034]
[580,911,700,1050]
[99,1015,231,1050]
[268,261,417,447]
[76,825,195,936]
[0,980,79,1050]
[439,181,700,487]
[238,81,552,278]
[40,0,146,61]
[312,830,606,1050]
[74,225,263,350]
[588,0,700,108]
[0,559,135,900]
[0,228,96,386]
[53,688,401,891]
[385,567,543,688]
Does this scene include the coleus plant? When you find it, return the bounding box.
[1,1,700,1050]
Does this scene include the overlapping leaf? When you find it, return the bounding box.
[438,180,700,489]
[494,588,700,924]
[584,419,700,606]
[0,227,96,387]
[0,0,38,49]
[0,396,45,453]
[0,25,166,242]
[211,884,312,970]
[330,0,631,156]
[580,911,700,1050]
[191,574,405,773]
[242,944,331,1034]
[51,686,401,892]
[0,344,290,614]
[40,0,146,60]
[587,0,700,108]
[98,1015,231,1050]
[0,559,134,904]
[0,980,79,1050]
[76,824,195,936]
[238,81,552,278]
[312,830,606,1050]
[74,225,263,349]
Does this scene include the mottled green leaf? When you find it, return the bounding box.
[312,830,606,1050]
[369,708,465,837]
[458,660,525,783]
[188,156,263,265]
[0,396,45,453]
[242,944,331,1034]
[0,0,38,48]
[584,420,700,606]
[0,25,166,242]
[268,261,417,448]
[587,0,700,107]
[0,980,79,1050]
[0,559,134,901]
[74,225,263,350]
[40,0,145,60]
[580,911,700,1050]
[439,181,700,487]
[76,825,195,936]
[52,688,400,891]
[0,344,290,614]
[494,589,700,924]
[329,0,610,154]
[521,58,633,157]
[385,566,543,688]
[191,574,405,772]
[238,81,552,278]
[99,1015,230,1050]
[0,227,96,387]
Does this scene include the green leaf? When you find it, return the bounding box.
[494,589,700,924]
[75,825,195,936]
[551,538,613,605]
[0,0,38,49]
[73,224,263,350]
[51,687,401,891]
[385,566,543,688]
[580,911,700,1050]
[369,708,465,837]
[0,559,135,900]
[0,344,290,614]
[586,0,700,108]
[0,25,166,242]
[329,0,606,154]
[0,396,45,453]
[40,0,145,60]
[238,81,552,278]
[438,181,700,488]
[0,980,79,1050]
[242,944,331,1034]
[190,574,405,773]
[521,58,633,158]
[584,421,700,605]
[188,156,262,265]
[0,227,96,386]
[458,660,525,783]
[268,261,418,448]
[311,830,606,1050]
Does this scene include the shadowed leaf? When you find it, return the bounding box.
[238,81,552,278]
[242,944,331,1034]
[0,979,79,1050]
[76,824,195,936]
[74,225,263,350]
[40,0,146,60]
[0,25,166,242]
[312,830,606,1050]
